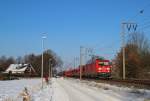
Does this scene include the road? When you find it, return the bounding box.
[52,78,126,101]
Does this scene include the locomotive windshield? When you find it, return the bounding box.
[99,62,109,66]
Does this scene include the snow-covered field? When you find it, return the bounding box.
[0,78,150,101]
[0,78,41,101]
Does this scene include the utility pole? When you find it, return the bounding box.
[122,23,126,80]
[41,34,46,89]
[75,57,79,68]
[85,48,88,64]
[74,57,76,69]
[51,63,52,78]
[121,22,137,80]
[80,46,83,80]
[49,59,51,79]
[85,47,94,64]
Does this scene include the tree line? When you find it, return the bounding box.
[112,32,150,79]
[0,49,63,76]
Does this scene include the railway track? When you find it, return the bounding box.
[110,79,150,85]
[83,78,150,89]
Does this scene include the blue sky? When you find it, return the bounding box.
[0,0,150,64]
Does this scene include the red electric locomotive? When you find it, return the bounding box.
[83,58,111,78]
[64,57,112,78]
[64,69,73,77]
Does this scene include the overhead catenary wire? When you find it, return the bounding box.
[125,2,150,33]
[132,3,150,31]
[138,24,150,31]
[128,9,144,22]
[118,2,150,53]
[128,2,150,22]
[66,2,150,70]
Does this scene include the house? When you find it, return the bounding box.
[4,64,36,75]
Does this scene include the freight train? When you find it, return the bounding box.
[64,57,112,78]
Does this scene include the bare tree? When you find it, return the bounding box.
[128,32,150,55]
[0,56,15,72]
[0,49,63,77]
[22,49,63,76]
[114,32,150,79]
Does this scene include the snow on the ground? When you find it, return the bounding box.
[52,78,69,101]
[32,77,69,101]
[0,77,150,101]
[0,78,41,101]
[51,78,150,101]
[55,78,118,101]
[31,83,52,101]
[67,78,150,101]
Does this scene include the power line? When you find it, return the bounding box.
[140,20,150,27]
[128,2,150,21]
[128,3,150,32]
[128,9,144,21]
[138,21,150,31]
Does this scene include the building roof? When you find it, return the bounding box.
[4,64,35,74]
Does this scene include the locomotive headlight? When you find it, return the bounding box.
[107,68,110,70]
[98,68,102,70]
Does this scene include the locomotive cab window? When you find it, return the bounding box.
[99,62,104,66]
[98,62,109,66]
[104,62,109,65]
